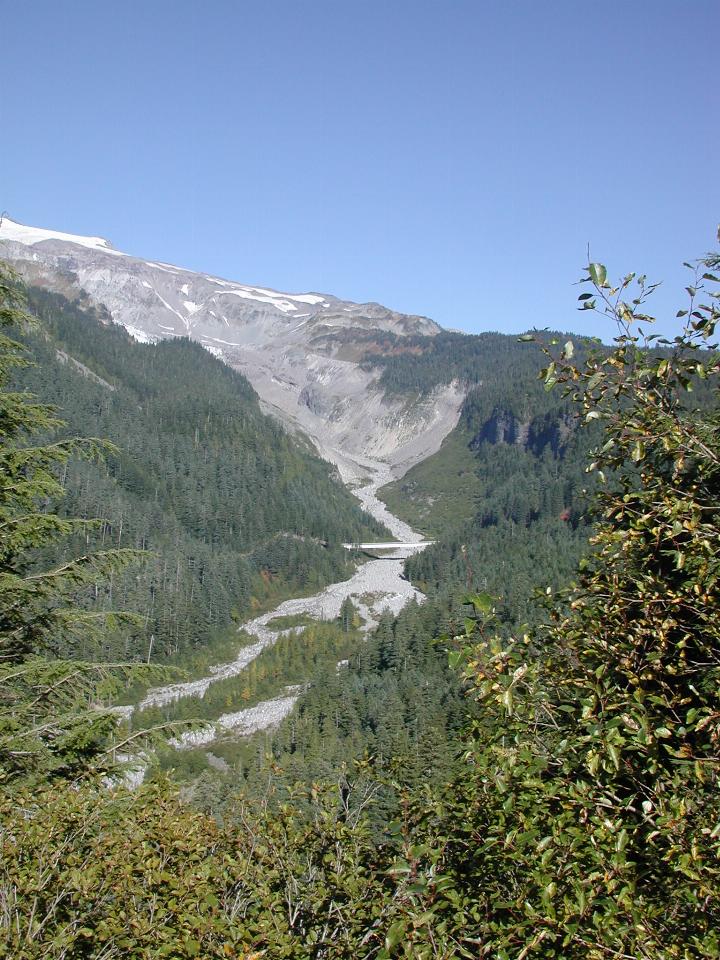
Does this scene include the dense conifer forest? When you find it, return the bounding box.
[361,329,557,397]
[381,373,596,622]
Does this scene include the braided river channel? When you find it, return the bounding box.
[118,460,431,778]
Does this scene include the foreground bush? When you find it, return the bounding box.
[0,778,395,959]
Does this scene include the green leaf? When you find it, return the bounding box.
[631,441,645,462]
[385,921,407,951]
[448,649,464,669]
[469,593,494,614]
[589,262,607,286]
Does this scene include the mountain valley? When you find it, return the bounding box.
[0,216,595,789]
[3,218,717,959]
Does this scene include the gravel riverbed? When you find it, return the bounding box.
[128,459,429,755]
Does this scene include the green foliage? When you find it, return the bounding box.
[362,328,556,398]
[338,596,359,632]
[0,777,391,959]
[0,268,129,663]
[380,428,483,535]
[4,244,719,958]
[377,324,601,639]
[214,599,468,837]
[265,612,317,631]
[150,595,467,825]
[136,618,360,734]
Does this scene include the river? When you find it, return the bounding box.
[130,459,429,753]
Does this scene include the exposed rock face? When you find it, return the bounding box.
[470,407,575,459]
[0,217,464,477]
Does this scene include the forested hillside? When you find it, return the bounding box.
[362,328,565,396]
[378,323,715,624]
[126,330,597,798]
[147,592,470,823]
[377,332,596,628]
[15,288,385,667]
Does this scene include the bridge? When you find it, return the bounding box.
[342,541,435,559]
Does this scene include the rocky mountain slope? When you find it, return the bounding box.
[0,217,465,479]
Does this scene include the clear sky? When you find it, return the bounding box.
[2,0,717,339]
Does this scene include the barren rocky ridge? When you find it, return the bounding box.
[0,217,465,479]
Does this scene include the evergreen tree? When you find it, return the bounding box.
[0,262,161,784]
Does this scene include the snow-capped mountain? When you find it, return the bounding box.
[0,217,464,479]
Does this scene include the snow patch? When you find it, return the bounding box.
[123,324,157,344]
[245,287,327,307]
[202,343,224,359]
[204,336,241,346]
[0,217,126,256]
[151,289,191,329]
[216,289,298,314]
[149,261,181,274]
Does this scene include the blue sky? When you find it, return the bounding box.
[2,0,717,339]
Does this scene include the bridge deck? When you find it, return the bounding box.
[342,541,435,550]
